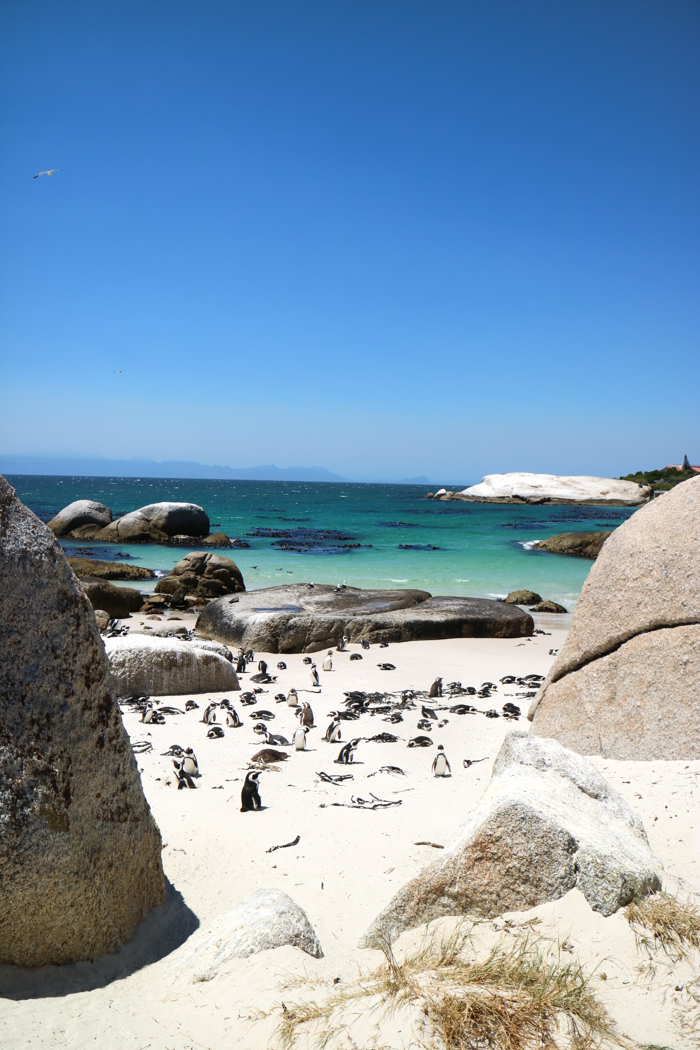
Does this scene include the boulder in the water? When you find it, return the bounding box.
[80,577,144,618]
[47,499,113,536]
[155,551,245,600]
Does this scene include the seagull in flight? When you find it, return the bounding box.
[113,370,124,373]
[33,169,61,179]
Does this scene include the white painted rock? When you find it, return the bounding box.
[174,888,323,982]
[47,498,113,535]
[359,732,661,948]
[105,635,240,695]
[458,473,646,504]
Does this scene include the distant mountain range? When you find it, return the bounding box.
[0,455,347,484]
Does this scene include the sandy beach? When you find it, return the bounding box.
[2,624,698,1049]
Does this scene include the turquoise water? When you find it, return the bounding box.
[8,475,637,609]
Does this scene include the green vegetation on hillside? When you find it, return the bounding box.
[620,460,697,491]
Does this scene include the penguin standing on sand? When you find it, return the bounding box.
[182,748,199,778]
[431,745,451,777]
[336,635,347,651]
[324,716,342,743]
[310,664,320,688]
[336,739,360,765]
[173,755,197,789]
[236,651,246,674]
[258,659,268,675]
[240,770,262,811]
[429,677,443,698]
[293,725,310,751]
[322,651,333,672]
[287,687,299,707]
[299,701,315,727]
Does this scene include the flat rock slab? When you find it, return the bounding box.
[195,585,533,653]
[359,732,661,948]
[173,888,323,982]
[531,531,613,560]
[454,473,647,505]
[68,557,156,581]
[0,475,165,966]
[106,636,240,695]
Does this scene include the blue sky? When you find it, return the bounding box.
[1,0,698,483]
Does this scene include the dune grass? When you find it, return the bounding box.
[273,923,620,1050]
[625,891,700,963]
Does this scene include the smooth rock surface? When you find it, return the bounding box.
[532,531,613,559]
[68,557,156,581]
[106,635,241,695]
[0,475,165,966]
[155,551,245,600]
[174,888,323,982]
[80,577,144,618]
[504,589,542,605]
[456,473,647,505]
[47,499,113,536]
[96,502,210,542]
[359,732,661,948]
[531,626,700,760]
[531,600,568,613]
[195,585,533,653]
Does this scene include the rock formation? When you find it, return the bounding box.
[155,551,245,600]
[531,531,613,559]
[80,577,144,618]
[195,585,533,653]
[529,477,700,759]
[47,499,113,536]
[0,475,165,966]
[68,557,156,581]
[96,502,210,542]
[173,888,323,982]
[359,732,661,948]
[106,635,241,695]
[504,589,542,605]
[429,474,647,505]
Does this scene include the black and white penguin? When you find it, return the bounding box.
[429,677,443,698]
[258,659,268,675]
[293,725,310,751]
[350,652,363,661]
[431,745,451,777]
[202,702,218,724]
[236,652,246,674]
[225,707,241,727]
[181,748,199,778]
[264,727,291,746]
[336,635,347,651]
[310,665,320,688]
[324,717,342,743]
[421,705,438,720]
[322,651,333,672]
[287,687,299,707]
[361,639,370,650]
[336,738,360,765]
[240,770,262,812]
[173,757,196,789]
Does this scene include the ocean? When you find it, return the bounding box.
[8,475,636,609]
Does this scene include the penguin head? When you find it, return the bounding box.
[437,745,444,751]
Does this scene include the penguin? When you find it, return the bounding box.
[429,677,443,698]
[251,747,288,764]
[207,725,225,738]
[310,665,320,688]
[299,701,315,727]
[336,739,360,765]
[421,705,438,720]
[202,702,218,724]
[185,699,199,711]
[293,725,310,751]
[431,745,451,777]
[322,651,333,672]
[264,728,291,746]
[361,639,370,650]
[336,635,347,651]
[258,659,268,675]
[224,708,240,727]
[236,653,246,674]
[349,652,363,661]
[173,757,196,789]
[182,748,199,778]
[277,661,287,670]
[324,717,342,743]
[240,770,262,811]
[407,736,433,747]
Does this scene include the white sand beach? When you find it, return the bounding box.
[2,626,698,1049]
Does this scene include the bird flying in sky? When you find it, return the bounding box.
[33,169,61,178]
[113,370,124,373]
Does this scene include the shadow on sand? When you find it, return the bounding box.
[0,879,199,1000]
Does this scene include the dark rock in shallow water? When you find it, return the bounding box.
[67,557,155,581]
[195,584,533,653]
[155,551,245,600]
[504,589,542,605]
[531,600,568,614]
[0,475,165,966]
[531,531,613,559]
[80,577,144,618]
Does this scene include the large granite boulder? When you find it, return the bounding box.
[80,578,144,618]
[105,635,241,695]
[47,499,113,536]
[531,531,613,559]
[68,557,156,581]
[155,551,245,600]
[96,502,210,543]
[0,475,165,967]
[195,585,533,653]
[359,732,661,948]
[529,477,700,759]
[173,888,323,983]
[453,473,647,505]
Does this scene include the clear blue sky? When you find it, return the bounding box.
[1,0,698,482]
